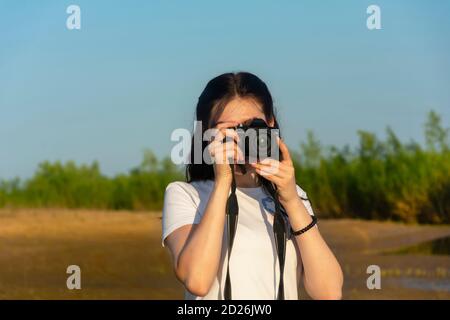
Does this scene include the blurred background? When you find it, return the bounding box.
[0,0,449,299]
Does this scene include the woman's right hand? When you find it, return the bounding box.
[207,122,244,184]
[167,123,242,296]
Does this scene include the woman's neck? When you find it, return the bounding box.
[234,165,261,188]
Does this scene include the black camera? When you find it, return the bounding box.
[235,118,279,163]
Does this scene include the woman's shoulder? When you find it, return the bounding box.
[165,179,215,198]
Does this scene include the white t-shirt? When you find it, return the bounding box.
[161,179,315,300]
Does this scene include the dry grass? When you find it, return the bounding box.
[0,208,182,299]
[0,209,449,299]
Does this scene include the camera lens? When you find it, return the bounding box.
[257,130,271,160]
[259,135,267,147]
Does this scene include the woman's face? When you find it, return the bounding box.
[215,97,273,127]
[214,97,274,176]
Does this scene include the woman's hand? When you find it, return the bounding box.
[207,122,243,185]
[252,138,344,299]
[250,137,298,206]
[167,122,244,297]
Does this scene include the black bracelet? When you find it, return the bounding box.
[291,215,318,236]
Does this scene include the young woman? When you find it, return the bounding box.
[161,72,343,300]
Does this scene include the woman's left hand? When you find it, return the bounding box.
[250,137,298,205]
[252,138,344,300]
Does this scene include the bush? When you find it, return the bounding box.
[0,111,448,224]
[294,111,450,224]
[0,150,183,211]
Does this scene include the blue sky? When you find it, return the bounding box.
[1,0,449,179]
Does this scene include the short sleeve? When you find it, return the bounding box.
[295,185,315,216]
[161,182,201,247]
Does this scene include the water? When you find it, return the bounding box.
[397,278,450,292]
[383,236,450,293]
[387,236,450,256]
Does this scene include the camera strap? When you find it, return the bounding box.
[224,164,239,300]
[273,186,286,300]
[224,164,286,300]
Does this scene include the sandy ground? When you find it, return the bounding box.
[0,208,449,300]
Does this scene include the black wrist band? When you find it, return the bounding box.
[291,215,318,236]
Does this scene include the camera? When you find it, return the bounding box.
[235,118,279,163]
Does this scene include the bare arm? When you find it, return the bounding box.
[251,137,343,300]
[164,123,241,296]
[284,198,343,300]
[165,179,230,296]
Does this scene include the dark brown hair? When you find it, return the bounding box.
[186,72,281,182]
